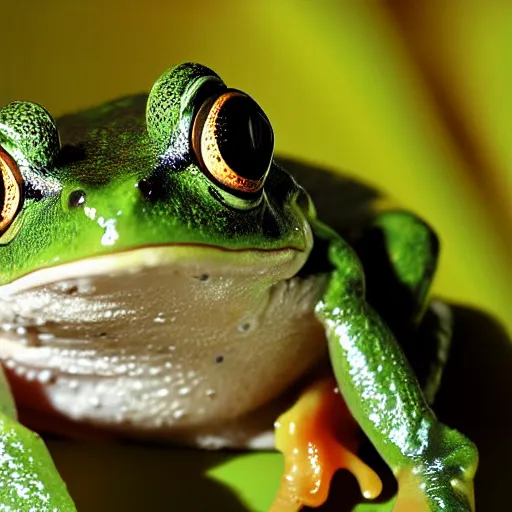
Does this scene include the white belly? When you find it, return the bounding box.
[0,246,328,445]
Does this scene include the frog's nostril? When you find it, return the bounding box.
[136,178,154,200]
[136,173,168,202]
[68,190,86,208]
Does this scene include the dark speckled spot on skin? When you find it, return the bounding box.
[238,322,251,333]
[215,355,224,364]
[199,274,209,282]
[68,190,86,208]
[24,182,44,201]
[346,278,364,298]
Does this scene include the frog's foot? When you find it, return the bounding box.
[270,377,382,511]
[393,427,478,512]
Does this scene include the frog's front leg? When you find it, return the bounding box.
[315,221,477,511]
[0,366,76,511]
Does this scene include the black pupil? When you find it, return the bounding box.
[215,95,274,182]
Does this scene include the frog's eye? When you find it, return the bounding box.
[0,146,23,236]
[191,90,274,195]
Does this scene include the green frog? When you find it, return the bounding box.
[0,63,477,511]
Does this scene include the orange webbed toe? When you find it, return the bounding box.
[270,377,382,511]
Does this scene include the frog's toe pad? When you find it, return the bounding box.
[394,465,476,512]
[394,435,478,512]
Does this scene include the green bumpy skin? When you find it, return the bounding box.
[0,370,75,511]
[0,62,477,511]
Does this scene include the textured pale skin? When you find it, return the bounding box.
[0,63,477,510]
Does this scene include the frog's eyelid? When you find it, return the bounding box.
[0,101,61,171]
[0,101,63,200]
[180,75,224,117]
[146,63,224,151]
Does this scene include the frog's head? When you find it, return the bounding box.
[0,63,315,287]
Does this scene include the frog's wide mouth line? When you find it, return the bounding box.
[0,243,307,295]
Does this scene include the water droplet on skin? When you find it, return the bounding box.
[26,369,37,381]
[178,387,190,396]
[38,333,55,343]
[149,367,162,376]
[15,326,27,336]
[154,313,166,323]
[68,380,79,390]
[114,412,125,423]
[206,389,216,399]
[37,369,54,384]
[129,367,144,377]
[89,396,101,408]
[173,409,186,419]
[156,388,169,398]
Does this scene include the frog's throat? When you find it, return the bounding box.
[0,244,309,295]
[0,243,327,437]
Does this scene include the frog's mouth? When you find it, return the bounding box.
[0,243,309,295]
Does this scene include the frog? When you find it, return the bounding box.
[0,62,478,511]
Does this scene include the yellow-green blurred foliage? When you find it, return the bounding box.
[2,0,511,333]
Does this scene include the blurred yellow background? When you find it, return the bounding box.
[2,0,510,334]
